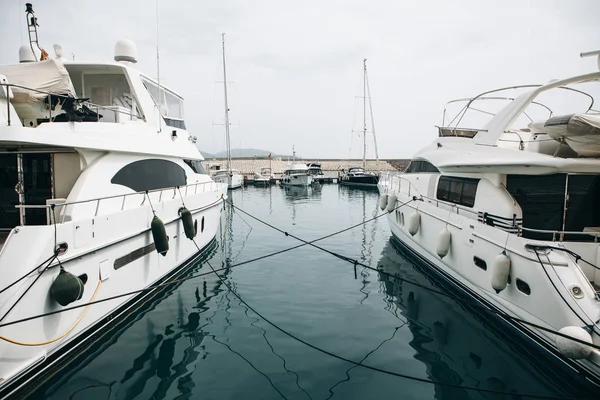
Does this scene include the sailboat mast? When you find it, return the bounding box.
[362,58,367,170]
[222,32,231,172]
[365,66,379,165]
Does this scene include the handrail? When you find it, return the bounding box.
[14,181,220,225]
[520,226,600,242]
[0,82,144,126]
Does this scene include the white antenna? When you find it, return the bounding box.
[580,50,600,71]
[156,0,162,133]
[222,32,232,172]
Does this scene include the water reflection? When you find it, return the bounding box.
[281,184,321,202]
[375,237,593,399]
[30,242,222,399]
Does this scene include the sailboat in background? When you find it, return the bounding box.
[339,58,379,189]
[212,33,243,190]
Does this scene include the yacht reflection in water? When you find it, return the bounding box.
[28,243,229,399]
[376,237,594,399]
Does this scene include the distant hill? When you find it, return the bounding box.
[199,148,297,159]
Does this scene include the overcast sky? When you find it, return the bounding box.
[1,0,599,159]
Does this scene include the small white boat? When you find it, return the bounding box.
[212,169,243,189]
[253,167,272,186]
[280,163,312,186]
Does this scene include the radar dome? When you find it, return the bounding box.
[114,39,138,64]
[19,45,37,63]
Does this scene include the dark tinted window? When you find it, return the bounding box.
[507,173,600,241]
[405,160,439,173]
[164,118,186,130]
[437,176,479,207]
[111,159,187,192]
[184,159,207,175]
[507,174,564,240]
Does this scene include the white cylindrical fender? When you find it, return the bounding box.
[386,194,397,213]
[491,252,511,293]
[556,326,593,360]
[408,212,420,236]
[436,228,451,258]
[379,194,388,211]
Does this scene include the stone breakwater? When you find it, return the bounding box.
[202,159,409,175]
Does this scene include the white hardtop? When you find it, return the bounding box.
[285,163,309,172]
[425,59,600,173]
[416,136,600,174]
[214,169,241,175]
[0,45,203,161]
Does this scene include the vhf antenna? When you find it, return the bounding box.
[580,50,600,71]
[25,3,46,61]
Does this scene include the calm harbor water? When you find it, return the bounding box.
[31,184,595,400]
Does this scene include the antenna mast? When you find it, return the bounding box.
[25,3,45,60]
[156,0,162,132]
[222,33,232,172]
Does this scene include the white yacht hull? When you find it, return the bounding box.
[379,178,600,388]
[213,173,243,190]
[280,174,312,186]
[0,183,227,397]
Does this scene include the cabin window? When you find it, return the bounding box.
[437,176,479,208]
[405,160,439,173]
[142,78,185,126]
[184,160,208,175]
[111,159,187,192]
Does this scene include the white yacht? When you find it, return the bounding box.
[0,5,226,397]
[280,163,312,186]
[378,51,600,389]
[212,33,243,190]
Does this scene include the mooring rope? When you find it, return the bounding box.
[0,196,595,398]
[226,201,600,354]
[192,240,574,400]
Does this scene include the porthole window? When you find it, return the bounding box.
[401,213,405,226]
[201,216,205,233]
[516,278,531,295]
[473,256,487,271]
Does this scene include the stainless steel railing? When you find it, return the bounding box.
[14,181,222,226]
[0,82,144,126]
[379,171,600,243]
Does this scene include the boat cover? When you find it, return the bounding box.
[545,113,600,140]
[0,59,76,103]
